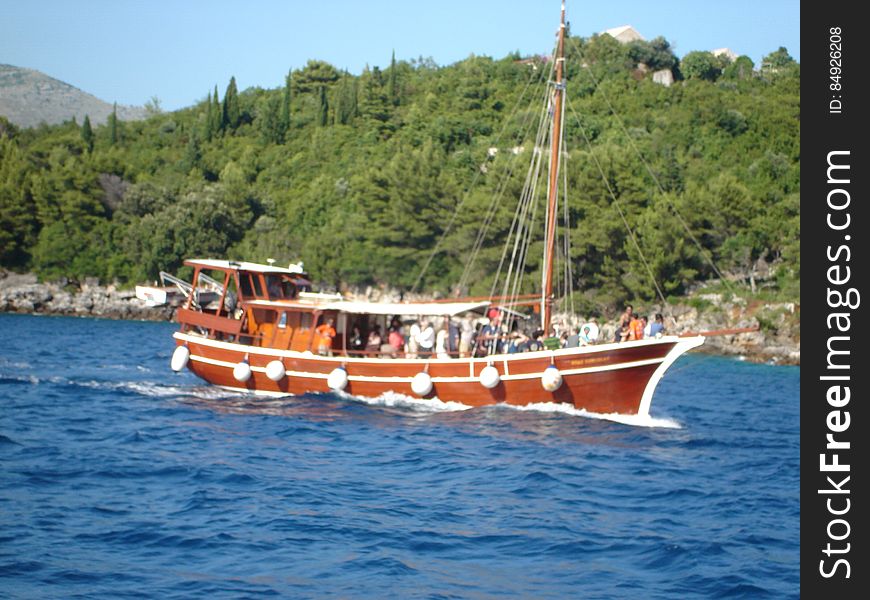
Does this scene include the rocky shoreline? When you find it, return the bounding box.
[1,271,799,366]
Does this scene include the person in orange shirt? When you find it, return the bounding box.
[315,317,336,356]
[628,315,646,341]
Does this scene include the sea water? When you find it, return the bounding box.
[0,313,799,598]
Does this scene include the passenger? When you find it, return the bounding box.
[435,320,450,359]
[579,324,594,346]
[407,320,421,359]
[365,324,382,354]
[459,318,474,358]
[448,318,460,355]
[472,322,488,357]
[416,319,436,358]
[508,330,530,353]
[386,322,405,357]
[315,317,336,356]
[478,316,502,355]
[615,304,633,342]
[613,305,631,342]
[564,328,580,348]
[349,323,364,351]
[628,314,645,341]
[648,313,665,337]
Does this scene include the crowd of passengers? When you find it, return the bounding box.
[314,304,666,358]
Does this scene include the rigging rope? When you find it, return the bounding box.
[411,58,549,294]
[566,96,668,306]
[567,35,733,293]
[460,56,556,294]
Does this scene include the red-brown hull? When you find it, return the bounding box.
[173,333,703,415]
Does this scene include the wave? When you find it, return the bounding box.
[336,390,474,414]
[497,401,683,428]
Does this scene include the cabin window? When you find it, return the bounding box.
[278,312,288,329]
[266,275,284,299]
[250,274,264,298]
[282,279,297,299]
[300,312,313,330]
[253,309,276,324]
[239,274,254,297]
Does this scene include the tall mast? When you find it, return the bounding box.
[541,1,566,335]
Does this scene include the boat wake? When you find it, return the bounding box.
[339,391,680,427]
[336,390,474,414]
[498,401,683,428]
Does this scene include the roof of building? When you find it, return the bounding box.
[601,25,645,43]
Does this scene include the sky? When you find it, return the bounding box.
[2,0,800,112]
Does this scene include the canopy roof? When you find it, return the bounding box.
[320,300,490,317]
[186,258,306,275]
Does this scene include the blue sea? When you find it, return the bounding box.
[0,313,799,598]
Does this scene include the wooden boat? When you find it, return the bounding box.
[168,2,704,415]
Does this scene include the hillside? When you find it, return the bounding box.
[0,36,800,320]
[0,64,147,128]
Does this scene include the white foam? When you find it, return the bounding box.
[335,390,473,413]
[63,378,240,401]
[498,401,683,428]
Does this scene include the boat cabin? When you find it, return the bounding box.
[176,259,490,357]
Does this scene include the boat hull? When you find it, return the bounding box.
[173,333,703,415]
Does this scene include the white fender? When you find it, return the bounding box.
[327,367,349,391]
[411,372,433,396]
[479,365,501,389]
[541,365,563,392]
[265,360,286,382]
[233,360,252,382]
[170,345,190,372]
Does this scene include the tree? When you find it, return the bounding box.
[108,102,118,145]
[278,69,292,140]
[222,76,241,130]
[336,74,358,125]
[209,86,222,135]
[723,55,755,80]
[388,50,399,106]
[183,132,202,172]
[81,115,94,152]
[318,86,329,126]
[762,47,795,70]
[680,51,722,81]
[761,47,797,78]
[293,60,339,93]
[144,96,163,116]
[257,93,283,144]
[627,36,677,71]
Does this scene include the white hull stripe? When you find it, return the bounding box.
[174,331,698,365]
[189,353,666,382]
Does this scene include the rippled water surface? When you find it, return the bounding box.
[0,314,799,598]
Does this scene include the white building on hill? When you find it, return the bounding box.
[711,48,738,62]
[600,25,645,43]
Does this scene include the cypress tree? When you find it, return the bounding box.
[388,50,399,106]
[81,115,94,152]
[222,76,240,130]
[336,74,358,125]
[183,132,201,171]
[109,102,118,145]
[210,86,222,134]
[278,69,291,141]
[318,86,329,126]
[204,90,215,141]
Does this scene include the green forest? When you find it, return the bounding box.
[0,34,799,315]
